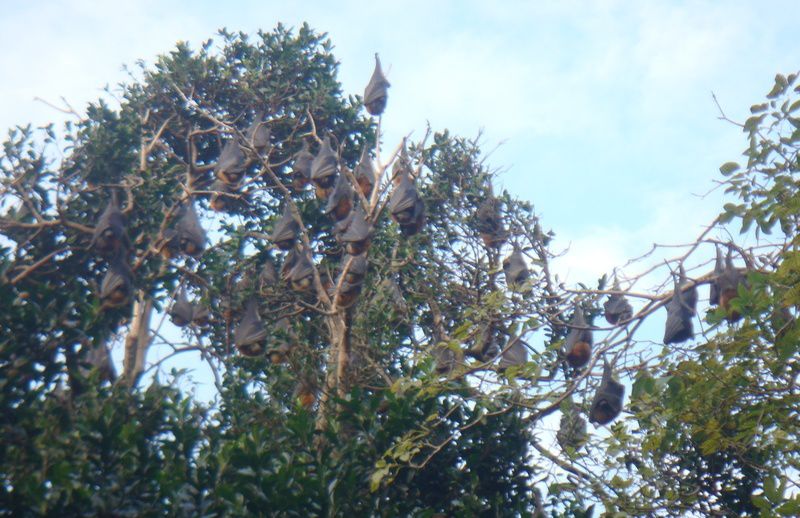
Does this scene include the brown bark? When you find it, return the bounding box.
[122,294,154,387]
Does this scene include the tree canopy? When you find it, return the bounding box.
[1,24,798,517]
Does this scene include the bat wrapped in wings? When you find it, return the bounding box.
[503,248,529,288]
[99,254,133,309]
[354,146,375,197]
[388,172,425,236]
[91,196,129,255]
[589,362,625,425]
[603,278,633,325]
[169,289,194,327]
[234,299,267,357]
[363,54,390,116]
[476,195,506,248]
[269,205,300,251]
[563,306,592,368]
[311,136,338,191]
[323,174,354,222]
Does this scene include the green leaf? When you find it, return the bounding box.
[719,162,740,175]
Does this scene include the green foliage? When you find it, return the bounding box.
[1,23,798,518]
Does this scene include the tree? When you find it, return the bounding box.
[0,24,797,516]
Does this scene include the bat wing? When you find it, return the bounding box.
[363,54,390,115]
[311,137,338,181]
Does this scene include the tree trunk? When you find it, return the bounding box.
[122,294,153,387]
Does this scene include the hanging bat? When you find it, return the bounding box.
[288,249,314,293]
[603,278,633,325]
[91,196,129,255]
[234,299,267,356]
[341,207,373,255]
[503,248,529,287]
[363,53,390,116]
[169,289,194,327]
[354,146,375,197]
[342,253,367,284]
[176,201,206,257]
[589,362,625,425]
[719,250,746,322]
[467,323,500,361]
[663,274,694,344]
[214,139,247,186]
[291,140,314,191]
[476,195,506,248]
[392,145,412,184]
[563,306,592,368]
[259,260,278,295]
[99,254,133,309]
[333,278,363,307]
[332,255,366,305]
[679,265,698,316]
[311,136,338,190]
[323,173,354,221]
[498,341,528,371]
[709,245,725,306]
[269,204,300,251]
[268,318,294,364]
[433,341,458,375]
[209,179,238,213]
[190,303,210,327]
[389,172,425,235]
[280,247,299,282]
[294,380,317,409]
[556,407,588,451]
[245,116,270,155]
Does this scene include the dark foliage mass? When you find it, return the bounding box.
[1,24,799,517]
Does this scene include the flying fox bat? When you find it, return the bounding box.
[191,303,210,327]
[280,247,299,282]
[100,254,133,309]
[589,362,625,425]
[564,306,592,368]
[363,54,390,116]
[209,179,238,213]
[268,318,294,364]
[176,201,206,257]
[311,136,338,190]
[498,341,528,371]
[234,299,267,357]
[503,248,529,287]
[288,250,314,293]
[476,196,506,248]
[291,140,314,191]
[270,205,300,251]
[323,174,354,221]
[557,407,588,451]
[603,278,633,325]
[169,289,194,327]
[354,146,375,197]
[342,253,367,284]
[215,139,247,186]
[341,208,372,255]
[719,250,747,322]
[91,196,129,255]
[678,265,698,316]
[259,260,278,294]
[389,172,425,236]
[433,341,458,375]
[663,274,694,344]
[245,117,270,155]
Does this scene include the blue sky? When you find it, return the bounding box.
[1,1,798,397]
[2,0,798,282]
